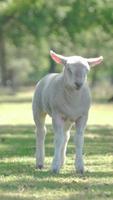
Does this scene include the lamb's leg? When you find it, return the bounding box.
[60,121,72,167]
[60,130,70,167]
[75,115,88,174]
[51,115,65,173]
[35,114,46,169]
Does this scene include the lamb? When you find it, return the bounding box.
[32,50,103,174]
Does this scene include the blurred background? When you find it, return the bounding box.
[0,1,113,199]
[0,0,113,101]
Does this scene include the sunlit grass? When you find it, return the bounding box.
[0,88,113,199]
[0,125,113,200]
[89,103,113,126]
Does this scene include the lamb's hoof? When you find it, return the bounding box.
[36,165,44,170]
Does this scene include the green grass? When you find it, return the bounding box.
[0,88,113,200]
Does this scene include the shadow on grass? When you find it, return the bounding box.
[0,124,113,158]
[0,124,113,199]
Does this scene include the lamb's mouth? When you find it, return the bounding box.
[74,82,83,90]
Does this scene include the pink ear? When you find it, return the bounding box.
[50,50,63,64]
[87,56,103,67]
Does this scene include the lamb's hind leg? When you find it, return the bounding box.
[35,113,46,169]
[60,122,72,167]
[60,130,70,167]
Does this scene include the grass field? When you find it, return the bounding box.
[0,88,113,200]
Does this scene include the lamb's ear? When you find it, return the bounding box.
[86,56,103,67]
[50,50,67,65]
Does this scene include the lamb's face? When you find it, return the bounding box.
[50,50,103,90]
[64,57,90,90]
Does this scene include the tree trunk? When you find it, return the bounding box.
[0,30,7,86]
[48,55,56,73]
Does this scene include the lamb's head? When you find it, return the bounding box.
[50,50,103,90]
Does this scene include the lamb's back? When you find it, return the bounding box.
[33,73,59,115]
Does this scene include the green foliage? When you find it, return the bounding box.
[0,0,113,86]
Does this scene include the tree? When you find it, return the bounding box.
[0,0,113,88]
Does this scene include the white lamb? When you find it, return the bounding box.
[32,50,103,174]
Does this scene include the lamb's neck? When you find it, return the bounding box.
[56,73,90,120]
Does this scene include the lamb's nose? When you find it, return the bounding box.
[75,82,82,90]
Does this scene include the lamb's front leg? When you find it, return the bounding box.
[51,114,65,173]
[75,115,88,174]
